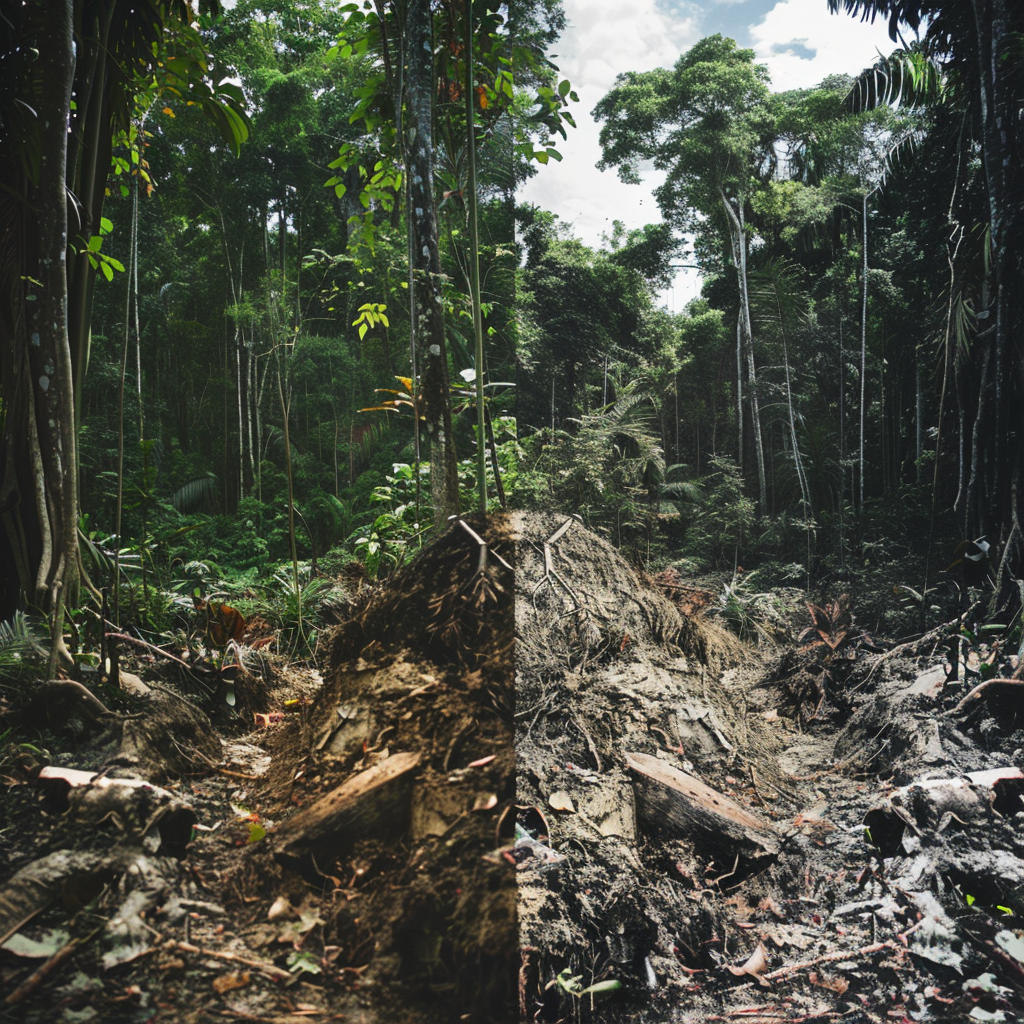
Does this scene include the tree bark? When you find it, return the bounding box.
[8,0,81,646]
[969,0,1024,601]
[721,191,766,511]
[406,0,459,527]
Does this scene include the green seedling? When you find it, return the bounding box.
[550,967,622,999]
[287,950,322,975]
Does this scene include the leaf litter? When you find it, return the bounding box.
[3,511,1024,1022]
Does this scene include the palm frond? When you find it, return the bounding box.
[171,472,218,513]
[847,48,943,113]
[0,611,47,677]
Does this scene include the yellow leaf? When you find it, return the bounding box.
[162,106,174,117]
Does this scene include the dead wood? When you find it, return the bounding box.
[23,679,115,735]
[36,766,197,857]
[273,751,422,872]
[169,939,293,982]
[625,751,780,858]
[117,689,222,781]
[763,940,900,984]
[3,935,83,1006]
[953,676,1024,713]
[0,849,121,946]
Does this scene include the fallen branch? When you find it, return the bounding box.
[763,940,898,983]
[953,677,1024,714]
[104,632,194,671]
[169,939,293,983]
[4,937,81,1005]
[854,618,958,690]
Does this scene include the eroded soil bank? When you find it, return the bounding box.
[3,511,1024,1024]
[515,511,1024,1023]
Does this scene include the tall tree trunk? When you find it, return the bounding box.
[406,0,459,527]
[27,0,79,658]
[859,189,869,511]
[464,0,487,514]
[970,0,1024,603]
[721,191,766,510]
[67,2,115,438]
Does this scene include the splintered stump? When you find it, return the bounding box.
[626,751,780,860]
[274,752,422,874]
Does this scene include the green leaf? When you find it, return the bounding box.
[358,323,368,341]
[579,979,622,996]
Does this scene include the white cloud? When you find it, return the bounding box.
[519,0,900,311]
[518,0,698,267]
[750,0,897,91]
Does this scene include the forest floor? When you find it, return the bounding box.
[2,512,1024,1023]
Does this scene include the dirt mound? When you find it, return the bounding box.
[515,511,792,1020]
[7,513,1024,1024]
[514,513,1024,1023]
[249,513,517,1022]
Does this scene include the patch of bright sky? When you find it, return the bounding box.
[518,0,897,310]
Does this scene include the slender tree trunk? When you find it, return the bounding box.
[721,190,765,510]
[406,0,459,527]
[970,0,1024,602]
[464,0,487,514]
[775,286,810,515]
[859,190,869,511]
[67,2,115,438]
[28,0,79,660]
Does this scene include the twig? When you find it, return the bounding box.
[953,677,1024,714]
[104,631,195,671]
[748,766,765,807]
[852,618,958,692]
[712,852,741,887]
[4,937,81,1005]
[763,940,897,983]
[572,714,603,773]
[169,939,292,982]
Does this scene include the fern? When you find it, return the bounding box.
[0,612,47,679]
[171,472,218,513]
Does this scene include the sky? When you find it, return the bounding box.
[517,0,898,309]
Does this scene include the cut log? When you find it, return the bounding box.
[865,765,1024,851]
[0,850,119,947]
[36,766,197,858]
[274,751,422,872]
[625,751,780,858]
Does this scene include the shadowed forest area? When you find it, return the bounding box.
[1,0,1024,1021]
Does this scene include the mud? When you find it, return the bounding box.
[514,512,1024,1023]
[3,512,1024,1023]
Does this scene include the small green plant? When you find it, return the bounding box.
[287,949,322,976]
[352,463,430,578]
[783,594,878,720]
[0,613,48,682]
[262,566,333,655]
[718,581,782,645]
[549,967,621,1000]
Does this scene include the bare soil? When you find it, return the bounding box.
[2,511,1024,1024]
[514,511,1024,1023]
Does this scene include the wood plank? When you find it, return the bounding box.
[625,751,780,857]
[274,751,422,870]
